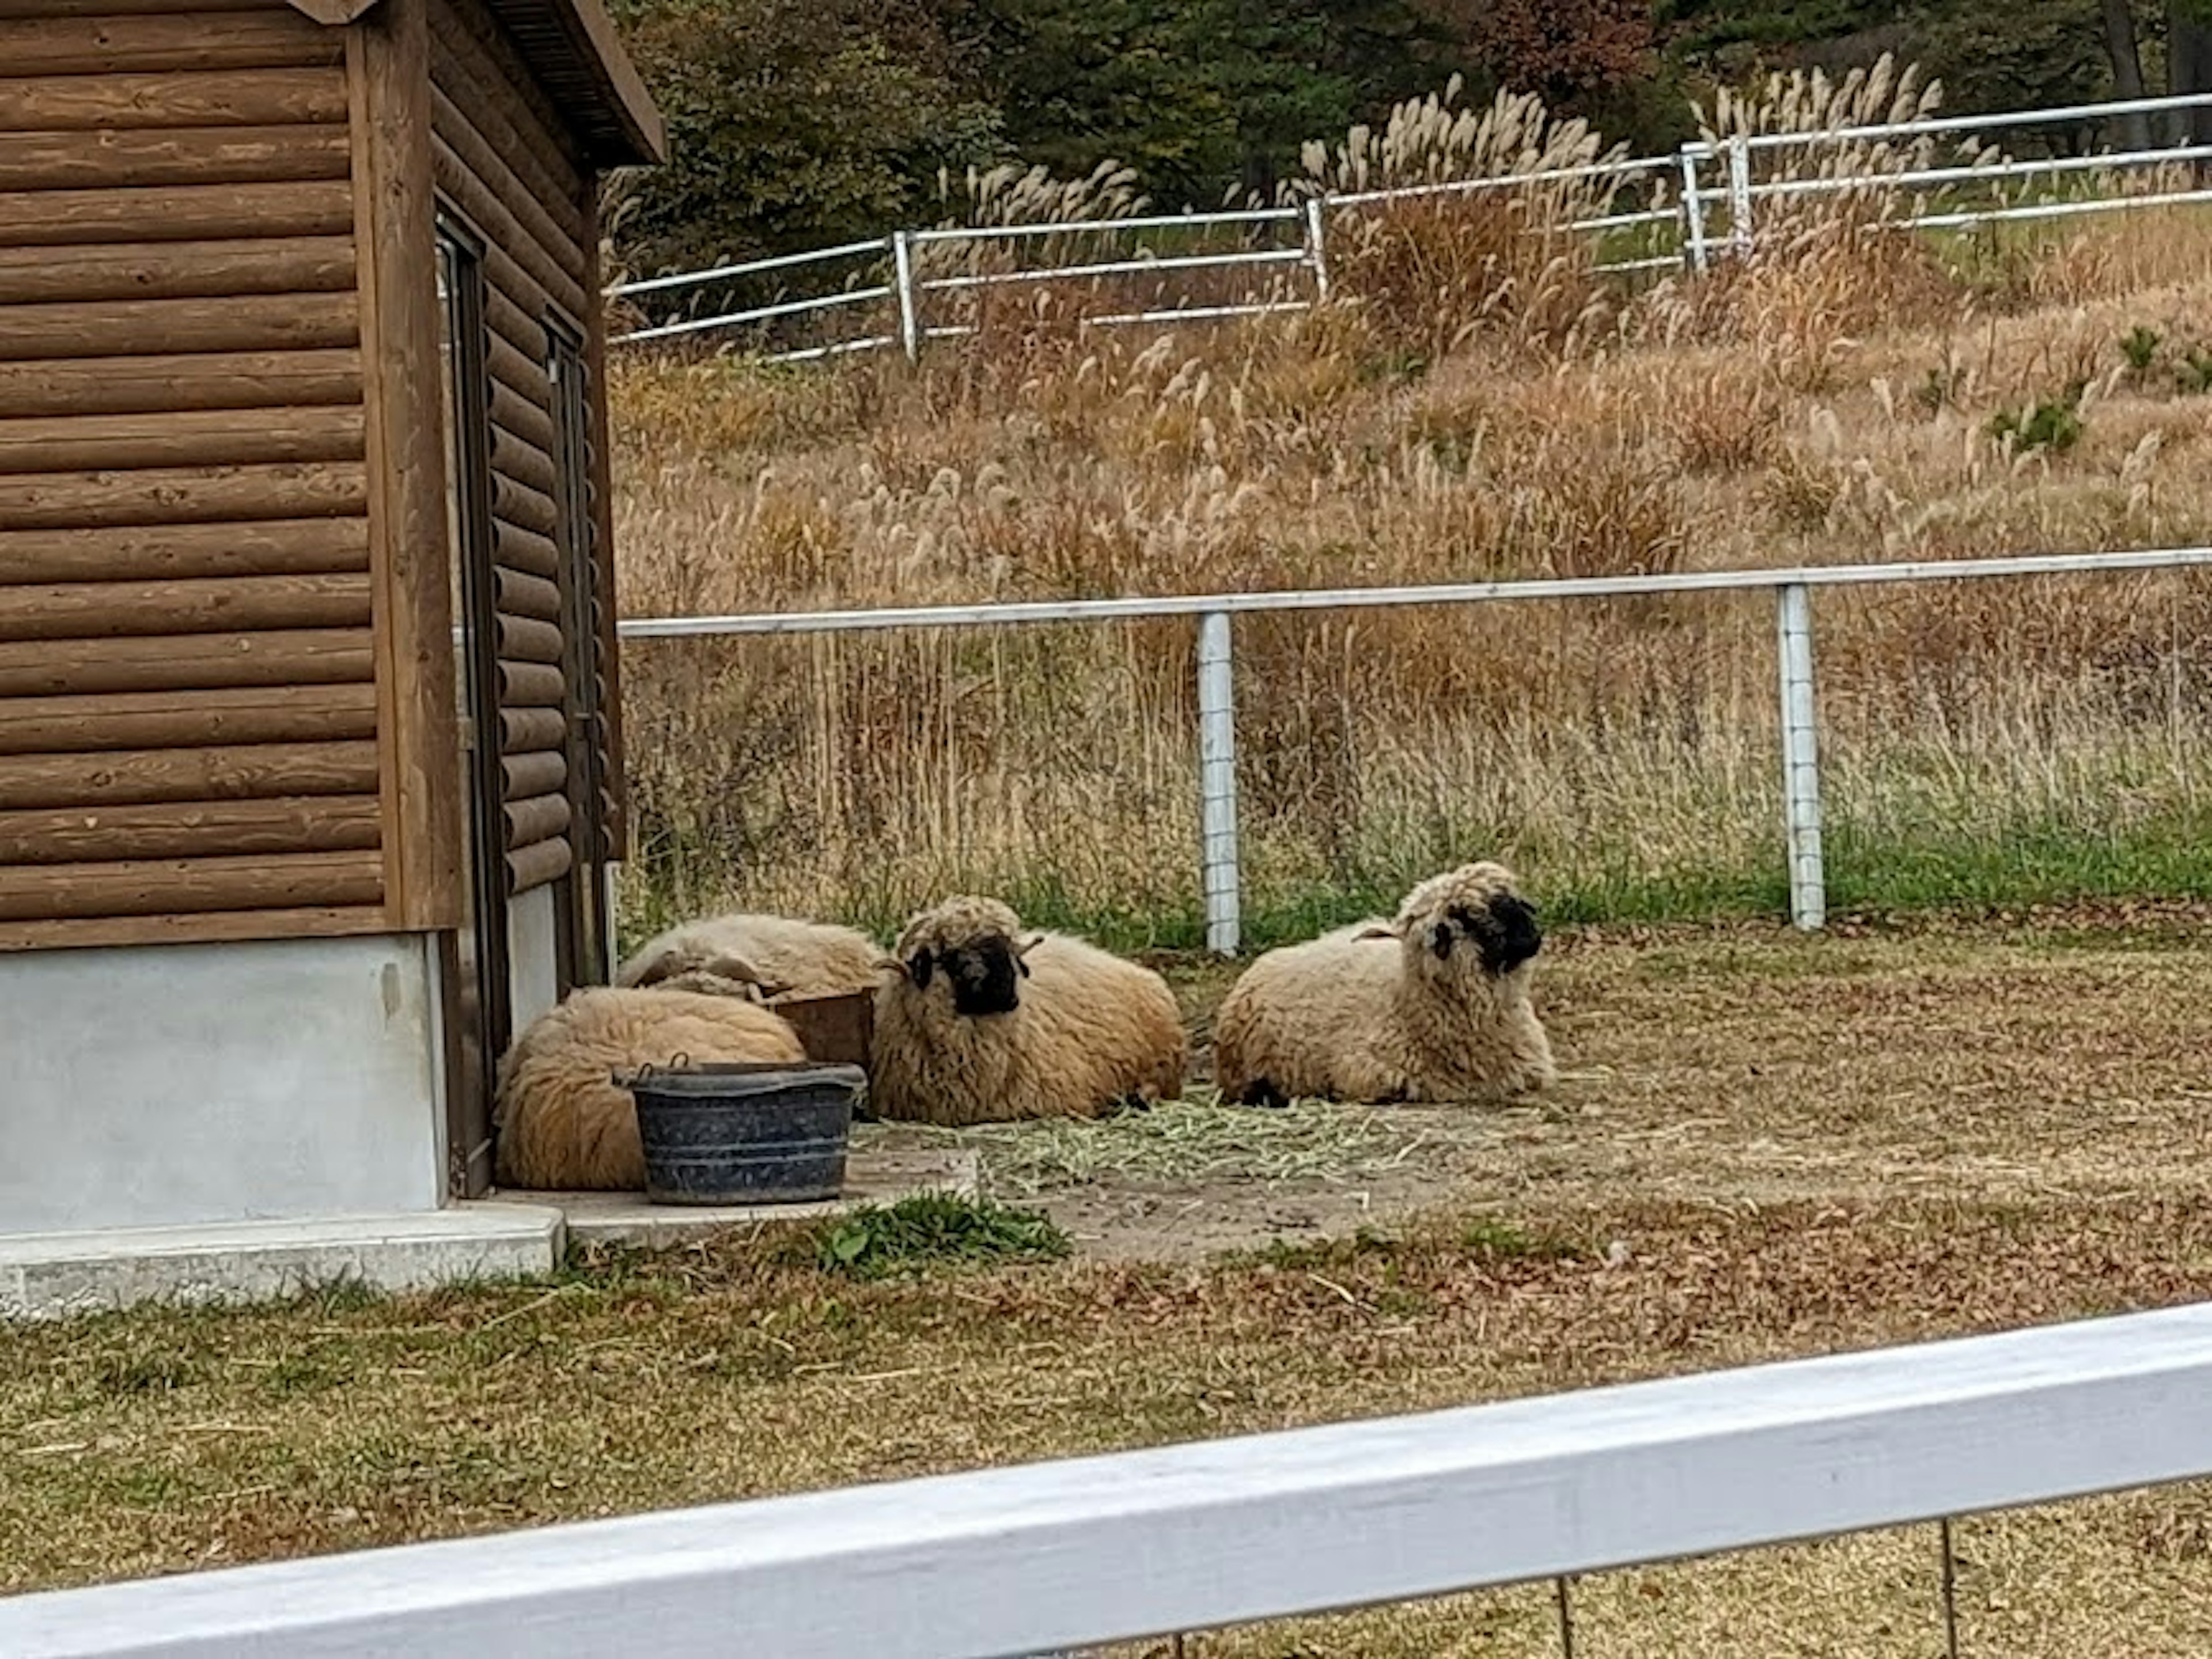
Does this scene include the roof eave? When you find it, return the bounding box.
[281,0,666,168]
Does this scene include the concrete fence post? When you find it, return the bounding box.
[1679,142,1711,271]
[1196,609,1243,956]
[1726,132,1755,257]
[1303,194,1332,305]
[1777,581,1826,931]
[890,230,921,361]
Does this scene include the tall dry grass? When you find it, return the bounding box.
[605,65,2212,949]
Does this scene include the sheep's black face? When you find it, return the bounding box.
[1429,895,1542,975]
[912,935,1027,1017]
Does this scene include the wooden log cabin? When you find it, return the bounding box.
[0,0,664,1239]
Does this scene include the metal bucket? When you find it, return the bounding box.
[618,1060,866,1207]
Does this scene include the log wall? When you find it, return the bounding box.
[0,0,385,948]
[430,0,619,896]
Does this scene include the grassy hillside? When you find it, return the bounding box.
[604,78,2212,953]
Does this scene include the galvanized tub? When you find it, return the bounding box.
[618,1060,867,1206]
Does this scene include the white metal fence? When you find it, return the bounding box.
[607,87,2212,357]
[618,544,2212,956]
[9,1299,2212,1656]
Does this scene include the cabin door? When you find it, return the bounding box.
[435,219,511,1198]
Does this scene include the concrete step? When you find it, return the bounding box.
[0,1205,566,1322]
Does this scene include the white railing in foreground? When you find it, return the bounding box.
[605,87,2212,355]
[9,1301,2212,1657]
[618,545,2212,954]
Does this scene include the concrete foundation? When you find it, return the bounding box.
[0,1205,565,1322]
[0,934,447,1234]
[483,1147,980,1248]
[0,1150,979,1321]
[506,883,562,1037]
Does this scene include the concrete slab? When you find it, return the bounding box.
[478,1146,980,1249]
[0,1206,566,1323]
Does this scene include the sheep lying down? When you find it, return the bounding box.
[493,986,809,1191]
[615,911,887,1003]
[868,895,1188,1126]
[1213,859,1555,1107]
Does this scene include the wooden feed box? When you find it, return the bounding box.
[771,989,875,1069]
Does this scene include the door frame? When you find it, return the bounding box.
[433,207,511,1199]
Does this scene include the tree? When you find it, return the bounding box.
[1466,0,1657,111]
[2170,0,2212,146]
[605,0,1006,275]
[2101,0,2152,147]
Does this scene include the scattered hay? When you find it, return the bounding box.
[902,1090,1442,1194]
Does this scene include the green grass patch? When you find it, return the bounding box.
[813,1192,1071,1279]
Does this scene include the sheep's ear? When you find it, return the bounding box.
[1353,924,1398,943]
[1014,933,1043,977]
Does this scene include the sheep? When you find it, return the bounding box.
[1211,860,1555,1108]
[867,895,1188,1126]
[615,911,887,1005]
[492,985,809,1191]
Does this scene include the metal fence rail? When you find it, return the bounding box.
[605,88,2212,354]
[618,545,2212,955]
[9,1300,2212,1657]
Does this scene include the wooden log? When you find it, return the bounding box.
[0,627,372,696]
[492,471,558,537]
[493,565,561,622]
[0,69,349,132]
[0,904,389,952]
[0,125,350,194]
[494,612,563,665]
[492,520,560,580]
[486,332,551,408]
[0,738,378,811]
[0,348,361,422]
[0,293,357,363]
[0,850,382,922]
[505,835,571,894]
[0,572,373,642]
[0,237,355,307]
[0,461,366,531]
[499,707,564,752]
[0,0,283,17]
[483,284,548,365]
[430,84,587,273]
[0,795,381,863]
[0,517,368,585]
[488,380,556,458]
[350,0,461,934]
[501,749,566,799]
[497,659,566,709]
[2,11,337,76]
[502,790,570,849]
[0,682,377,753]
[0,179,355,249]
[427,134,586,315]
[0,407,363,478]
[490,423,557,498]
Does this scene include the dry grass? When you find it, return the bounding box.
[10,916,2212,1655]
[605,66,2212,949]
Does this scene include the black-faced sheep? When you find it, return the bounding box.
[867,895,1188,1126]
[493,986,809,1190]
[1211,860,1555,1107]
[614,912,887,1004]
